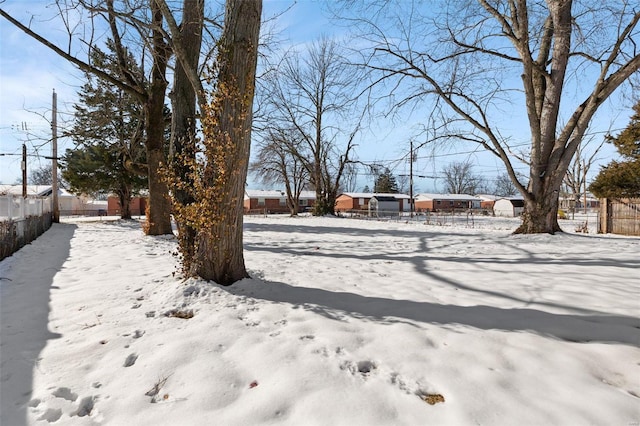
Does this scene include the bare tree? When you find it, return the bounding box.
[250,128,310,215]
[259,37,364,215]
[493,172,519,197]
[3,1,263,284]
[158,0,206,268]
[347,0,640,233]
[442,161,484,194]
[341,162,360,193]
[188,0,262,284]
[29,165,64,187]
[157,0,262,283]
[396,174,410,194]
[563,135,605,213]
[143,0,172,234]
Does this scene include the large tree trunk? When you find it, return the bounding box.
[516,188,562,234]
[118,185,132,220]
[515,0,571,234]
[193,0,262,285]
[144,1,173,235]
[169,0,204,267]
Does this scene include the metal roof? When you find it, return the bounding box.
[339,192,411,199]
[415,193,482,201]
[245,189,316,200]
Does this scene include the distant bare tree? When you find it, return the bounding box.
[341,162,359,193]
[563,135,605,213]
[259,37,364,215]
[442,161,484,194]
[493,173,519,197]
[396,174,409,194]
[29,165,64,187]
[250,128,309,215]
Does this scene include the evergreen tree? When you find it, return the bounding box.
[62,42,147,219]
[590,102,640,199]
[610,102,640,160]
[63,144,146,217]
[373,168,399,193]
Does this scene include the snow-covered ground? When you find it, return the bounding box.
[1,214,638,425]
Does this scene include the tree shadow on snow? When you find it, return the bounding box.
[229,279,640,347]
[241,221,640,346]
[0,223,75,426]
[245,233,639,317]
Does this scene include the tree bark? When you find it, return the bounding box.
[169,0,204,266]
[118,185,132,220]
[144,1,173,235]
[512,0,570,234]
[193,0,262,284]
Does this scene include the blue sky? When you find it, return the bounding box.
[0,0,630,192]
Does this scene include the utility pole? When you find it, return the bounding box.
[409,140,414,218]
[52,89,59,222]
[22,142,27,198]
[583,167,588,215]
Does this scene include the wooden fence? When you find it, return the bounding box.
[598,198,640,236]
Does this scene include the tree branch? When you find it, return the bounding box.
[0,8,147,102]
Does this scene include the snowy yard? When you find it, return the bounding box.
[1,214,639,425]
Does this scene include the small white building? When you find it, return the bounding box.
[493,197,525,217]
[335,193,412,212]
[368,195,400,216]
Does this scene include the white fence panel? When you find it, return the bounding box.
[0,194,52,221]
[1,195,54,260]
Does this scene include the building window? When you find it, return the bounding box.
[299,199,308,206]
[257,198,265,206]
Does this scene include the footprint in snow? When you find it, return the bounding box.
[340,359,377,378]
[124,353,138,367]
[52,387,77,402]
[73,396,95,417]
[30,388,96,422]
[299,335,315,341]
[37,408,62,423]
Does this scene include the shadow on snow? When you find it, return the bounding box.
[240,220,640,347]
[0,223,76,426]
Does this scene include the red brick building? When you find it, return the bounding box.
[414,193,482,212]
[244,190,316,214]
[335,193,411,213]
[107,195,147,216]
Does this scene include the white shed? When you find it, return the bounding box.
[368,195,400,216]
[493,197,525,217]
